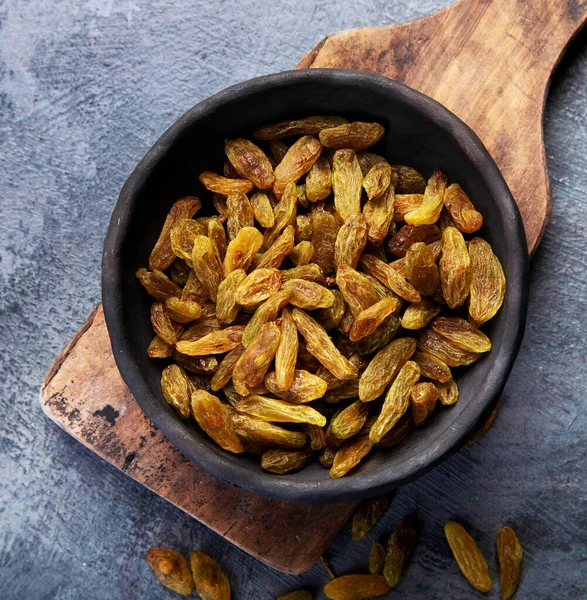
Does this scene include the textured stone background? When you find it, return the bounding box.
[1,1,586,598]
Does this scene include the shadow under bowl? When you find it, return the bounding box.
[102,69,529,504]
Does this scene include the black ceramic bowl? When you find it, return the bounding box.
[102,69,528,503]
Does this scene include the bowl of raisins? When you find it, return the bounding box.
[102,69,528,503]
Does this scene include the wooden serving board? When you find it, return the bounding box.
[40,0,586,575]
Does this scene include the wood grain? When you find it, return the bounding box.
[297,0,587,254]
[40,305,356,575]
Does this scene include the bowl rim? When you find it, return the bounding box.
[102,68,529,503]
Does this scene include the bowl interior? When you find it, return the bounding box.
[102,69,528,503]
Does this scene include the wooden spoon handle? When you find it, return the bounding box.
[298,0,587,254]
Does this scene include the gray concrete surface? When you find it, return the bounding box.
[1,1,586,598]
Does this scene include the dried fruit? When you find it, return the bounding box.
[285,278,335,310]
[199,170,253,195]
[191,390,244,453]
[363,161,392,200]
[176,325,245,356]
[370,361,420,443]
[369,541,386,575]
[404,242,440,296]
[223,160,239,178]
[235,395,326,426]
[169,219,201,265]
[417,329,480,367]
[468,237,506,325]
[319,446,336,468]
[273,135,322,198]
[363,185,395,245]
[211,345,246,391]
[439,226,471,309]
[349,297,397,342]
[390,239,442,277]
[281,263,324,284]
[242,288,291,346]
[468,403,499,445]
[255,225,296,270]
[254,115,348,139]
[137,268,182,301]
[319,121,385,151]
[401,298,441,330]
[302,423,327,451]
[221,226,262,274]
[323,574,390,600]
[165,297,203,323]
[437,378,459,405]
[323,379,360,404]
[346,313,401,356]
[359,254,420,303]
[148,335,173,358]
[412,351,452,383]
[265,369,327,403]
[305,155,332,202]
[190,551,231,600]
[383,515,419,587]
[318,290,346,331]
[225,138,274,189]
[431,316,491,353]
[359,338,416,402]
[394,165,426,194]
[191,235,224,302]
[264,181,298,248]
[336,265,379,318]
[332,149,363,221]
[273,307,298,391]
[330,401,370,440]
[233,322,281,393]
[443,183,483,233]
[151,302,178,344]
[357,152,387,176]
[236,268,281,306]
[269,140,289,164]
[444,521,492,592]
[149,197,201,271]
[376,412,413,448]
[161,364,192,419]
[330,430,374,478]
[169,259,191,287]
[277,591,312,600]
[172,351,219,375]
[226,192,255,240]
[404,170,447,225]
[146,547,194,596]
[386,223,441,257]
[497,526,522,600]
[233,411,307,449]
[181,269,209,303]
[410,382,439,427]
[213,193,228,216]
[250,192,275,227]
[334,214,369,269]
[311,209,339,274]
[141,116,506,477]
[292,308,358,380]
[289,241,314,266]
[393,194,423,221]
[296,213,313,242]
[261,448,313,474]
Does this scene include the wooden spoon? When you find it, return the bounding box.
[297,0,587,254]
